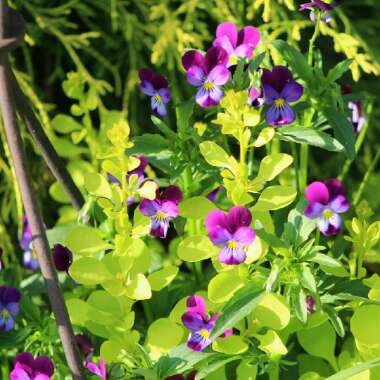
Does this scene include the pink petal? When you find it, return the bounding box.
[216,22,238,48]
[305,181,329,205]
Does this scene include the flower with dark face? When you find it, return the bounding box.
[248,86,264,107]
[304,179,349,236]
[182,47,230,107]
[139,185,182,238]
[52,244,73,272]
[205,206,255,265]
[262,66,304,127]
[10,352,54,380]
[20,215,39,271]
[138,69,171,117]
[212,22,260,67]
[86,359,107,380]
[299,1,337,23]
[0,286,21,331]
[182,295,232,352]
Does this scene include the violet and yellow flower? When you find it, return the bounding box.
[138,69,170,117]
[10,352,54,380]
[341,84,366,134]
[205,206,255,265]
[139,185,182,239]
[182,47,230,107]
[299,1,336,23]
[52,244,73,272]
[212,22,260,67]
[262,66,304,127]
[0,286,21,331]
[86,358,107,380]
[182,295,232,352]
[304,179,349,236]
[20,215,39,271]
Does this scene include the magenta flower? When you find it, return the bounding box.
[212,22,260,67]
[248,86,264,107]
[0,286,21,331]
[341,84,365,134]
[205,206,255,265]
[139,185,182,239]
[138,69,171,117]
[182,295,232,352]
[10,352,54,380]
[52,244,73,272]
[20,215,39,271]
[165,372,196,380]
[299,1,336,23]
[182,47,230,107]
[306,296,315,314]
[262,66,304,127]
[75,334,94,360]
[304,179,349,236]
[86,359,107,380]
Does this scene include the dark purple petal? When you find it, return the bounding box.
[233,226,255,246]
[138,68,154,82]
[186,66,206,87]
[165,375,185,380]
[306,296,314,313]
[218,246,246,265]
[140,80,155,96]
[151,73,168,90]
[204,47,229,74]
[208,65,230,86]
[53,244,73,272]
[299,1,336,11]
[34,356,54,377]
[280,81,304,103]
[2,287,21,304]
[182,50,205,71]
[139,199,160,217]
[329,195,349,214]
[324,178,345,198]
[195,86,224,108]
[75,334,94,359]
[304,202,325,219]
[160,201,179,218]
[150,223,168,239]
[215,22,238,48]
[208,226,231,246]
[341,84,352,95]
[237,26,260,49]
[226,206,252,232]
[182,311,207,331]
[206,186,223,203]
[263,84,280,105]
[205,210,228,233]
[20,216,32,252]
[162,185,183,204]
[305,181,329,205]
[186,295,207,319]
[262,66,293,93]
[14,352,34,372]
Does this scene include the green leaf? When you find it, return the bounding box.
[271,40,313,83]
[236,359,258,380]
[213,335,248,354]
[253,185,297,211]
[256,329,287,355]
[300,265,317,293]
[176,100,194,138]
[248,52,266,73]
[310,253,349,277]
[327,59,353,82]
[256,153,293,182]
[291,286,307,323]
[196,355,240,380]
[84,172,112,199]
[51,114,83,134]
[210,285,263,340]
[69,257,111,285]
[179,197,217,219]
[199,141,237,173]
[100,340,122,363]
[151,115,177,139]
[125,273,152,300]
[326,357,380,380]
[277,126,344,152]
[131,133,170,154]
[177,235,218,262]
[208,272,245,303]
[323,305,345,338]
[323,107,356,159]
[148,266,179,291]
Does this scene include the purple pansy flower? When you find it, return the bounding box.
[20,215,39,271]
[138,69,170,117]
[75,334,94,360]
[212,22,260,67]
[205,206,256,265]
[86,359,107,380]
[0,286,21,331]
[10,352,54,380]
[304,179,349,236]
[139,185,182,239]
[248,86,264,107]
[182,295,232,352]
[262,66,304,127]
[306,296,315,314]
[341,84,365,134]
[52,244,73,272]
[299,1,337,23]
[182,47,230,107]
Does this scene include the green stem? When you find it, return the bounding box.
[315,229,321,246]
[268,359,280,380]
[291,142,300,194]
[308,21,320,66]
[300,144,309,192]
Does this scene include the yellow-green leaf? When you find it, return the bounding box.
[177,235,218,262]
[84,172,112,199]
[179,196,217,219]
[253,186,297,211]
[148,266,179,291]
[213,335,248,354]
[125,274,152,300]
[257,330,287,355]
[257,153,293,182]
[208,272,245,303]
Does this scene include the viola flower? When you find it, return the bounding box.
[139,185,182,239]
[206,186,223,203]
[52,244,73,272]
[205,206,255,265]
[182,47,230,107]
[212,22,260,67]
[138,69,170,117]
[75,334,94,360]
[0,286,21,331]
[86,359,107,380]
[262,66,304,127]
[10,352,54,380]
[182,295,232,352]
[341,84,365,134]
[248,86,264,107]
[20,215,39,271]
[306,296,315,314]
[299,1,336,23]
[304,179,349,236]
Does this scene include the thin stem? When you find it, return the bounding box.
[300,143,309,192]
[308,21,320,66]
[291,142,300,195]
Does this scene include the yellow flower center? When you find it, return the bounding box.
[275,98,285,108]
[323,209,333,219]
[203,81,214,91]
[229,55,238,65]
[199,329,210,338]
[227,240,238,249]
[156,211,166,220]
[2,309,10,319]
[154,94,162,103]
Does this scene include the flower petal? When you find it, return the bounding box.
[186,295,207,318]
[3,287,21,303]
[263,84,280,104]
[304,202,325,219]
[218,246,246,265]
[234,44,253,59]
[277,103,296,125]
[151,73,168,90]
[10,368,31,380]
[213,36,235,56]
[318,213,341,236]
[204,47,229,74]
[140,80,155,96]
[233,226,255,246]
[162,185,183,204]
[205,210,228,232]
[158,88,171,103]
[226,206,252,232]
[324,178,344,198]
[215,22,238,48]
[151,97,167,117]
[182,311,207,331]
[160,201,179,218]
[329,195,349,214]
[138,68,154,82]
[139,199,159,217]
[208,227,231,246]
[186,66,206,87]
[182,50,205,71]
[187,332,212,352]
[86,363,101,376]
[34,356,55,377]
[6,302,19,317]
[305,181,329,204]
[208,65,230,86]
[195,86,223,108]
[151,222,169,239]
[280,81,304,103]
[4,316,14,331]
[237,26,260,49]
[262,66,293,92]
